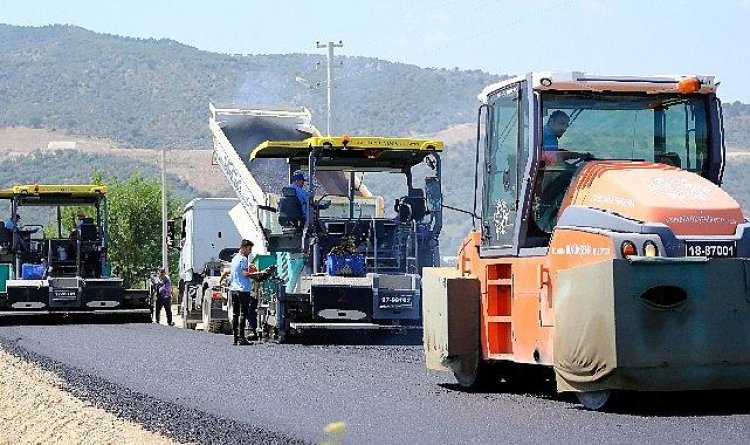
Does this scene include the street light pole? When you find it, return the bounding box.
[316,40,343,136]
[161,148,168,273]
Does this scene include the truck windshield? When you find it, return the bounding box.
[540,92,712,173]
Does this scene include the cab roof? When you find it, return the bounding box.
[0,184,107,200]
[250,136,443,171]
[478,71,718,103]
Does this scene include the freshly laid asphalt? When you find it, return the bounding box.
[1,322,749,444]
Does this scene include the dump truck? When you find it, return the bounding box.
[422,72,750,410]
[177,197,241,331]
[209,104,443,341]
[0,184,151,320]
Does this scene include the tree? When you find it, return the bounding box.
[103,172,181,288]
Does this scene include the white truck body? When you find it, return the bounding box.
[177,197,243,331]
[179,197,242,284]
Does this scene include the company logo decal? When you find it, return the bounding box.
[647,176,711,201]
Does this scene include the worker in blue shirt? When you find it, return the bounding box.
[541,110,572,167]
[3,213,19,231]
[4,213,35,252]
[290,169,309,222]
[542,110,570,151]
[229,239,257,345]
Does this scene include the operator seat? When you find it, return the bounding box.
[0,227,11,252]
[397,188,428,222]
[278,186,305,230]
[79,223,99,242]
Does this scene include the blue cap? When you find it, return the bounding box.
[292,170,306,181]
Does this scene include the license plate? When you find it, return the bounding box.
[684,240,736,258]
[53,289,77,300]
[379,294,413,309]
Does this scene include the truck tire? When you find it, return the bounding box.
[202,290,228,334]
[221,321,232,335]
[182,287,197,330]
[207,320,224,333]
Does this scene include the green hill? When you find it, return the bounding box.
[2,23,750,253]
[0,24,502,149]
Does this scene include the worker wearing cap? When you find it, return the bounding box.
[229,239,257,345]
[290,170,310,222]
[154,267,174,326]
[4,213,35,252]
[3,213,20,231]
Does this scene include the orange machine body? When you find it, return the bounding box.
[423,71,750,409]
[458,160,744,367]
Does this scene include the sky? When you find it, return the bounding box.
[2,0,750,102]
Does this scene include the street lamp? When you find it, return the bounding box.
[295,76,319,90]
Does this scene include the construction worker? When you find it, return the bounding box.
[229,239,256,345]
[4,213,35,252]
[154,267,174,326]
[290,170,309,222]
[3,213,20,231]
[542,110,570,151]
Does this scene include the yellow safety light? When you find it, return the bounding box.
[621,240,637,258]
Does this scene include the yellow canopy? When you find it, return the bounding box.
[250,136,443,170]
[0,184,108,199]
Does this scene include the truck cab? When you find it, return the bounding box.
[477,72,725,254]
[177,198,242,330]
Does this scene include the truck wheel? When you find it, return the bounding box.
[274,329,292,344]
[201,294,217,333]
[184,319,198,330]
[182,287,197,330]
[207,320,224,333]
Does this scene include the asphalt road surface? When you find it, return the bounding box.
[1,321,749,444]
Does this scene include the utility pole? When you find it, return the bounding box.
[161,148,168,273]
[316,40,343,136]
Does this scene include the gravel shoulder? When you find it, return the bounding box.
[0,334,309,445]
[0,346,177,445]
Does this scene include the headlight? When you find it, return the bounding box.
[643,240,659,257]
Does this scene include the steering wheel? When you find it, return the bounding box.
[565,151,596,166]
[20,224,43,239]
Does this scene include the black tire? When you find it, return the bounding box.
[207,320,224,333]
[182,286,197,330]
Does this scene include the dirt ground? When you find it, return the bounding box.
[0,347,180,445]
[0,127,231,195]
[0,305,204,445]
